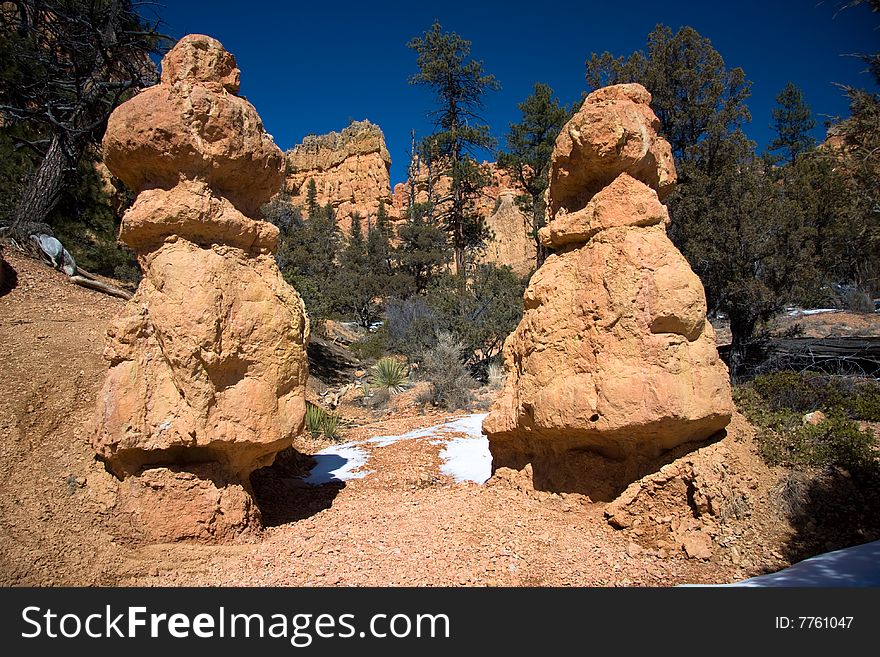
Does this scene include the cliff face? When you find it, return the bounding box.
[285,120,393,231]
[287,120,537,275]
[392,161,537,277]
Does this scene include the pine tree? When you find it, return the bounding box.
[0,1,168,237]
[498,83,568,266]
[393,201,449,296]
[408,22,500,274]
[586,25,751,166]
[337,212,376,326]
[672,132,817,376]
[768,82,816,164]
[305,178,320,221]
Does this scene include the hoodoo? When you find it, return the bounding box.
[483,83,732,500]
[93,34,310,541]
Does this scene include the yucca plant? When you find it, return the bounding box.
[320,412,340,441]
[369,357,410,396]
[305,401,342,441]
[305,402,325,438]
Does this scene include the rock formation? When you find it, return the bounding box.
[93,34,309,541]
[479,191,537,278]
[483,83,732,500]
[392,161,537,276]
[285,120,393,233]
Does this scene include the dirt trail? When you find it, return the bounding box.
[0,249,800,586]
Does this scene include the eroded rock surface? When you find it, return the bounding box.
[93,34,309,541]
[483,83,732,500]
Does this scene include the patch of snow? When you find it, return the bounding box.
[302,442,371,485]
[786,308,841,317]
[368,413,488,447]
[682,540,880,587]
[731,540,880,587]
[302,413,491,485]
[439,435,491,483]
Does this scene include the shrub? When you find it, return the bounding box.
[487,361,505,390]
[349,324,389,361]
[423,264,525,369]
[384,296,438,359]
[748,371,880,421]
[734,371,879,477]
[304,402,342,441]
[369,357,409,395]
[418,332,477,410]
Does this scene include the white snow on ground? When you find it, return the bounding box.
[681,539,880,587]
[439,436,491,483]
[785,308,841,316]
[730,540,880,587]
[302,413,490,485]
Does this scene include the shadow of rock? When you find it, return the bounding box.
[249,446,344,527]
[0,256,18,297]
[492,431,727,502]
[775,465,880,569]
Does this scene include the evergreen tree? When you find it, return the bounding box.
[393,201,448,296]
[262,189,340,328]
[498,83,568,266]
[408,22,500,274]
[0,0,168,237]
[672,132,817,376]
[785,151,869,297]
[337,212,377,326]
[768,82,816,164]
[367,203,393,281]
[424,263,526,371]
[305,178,321,220]
[586,25,751,167]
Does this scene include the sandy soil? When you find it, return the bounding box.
[0,248,869,587]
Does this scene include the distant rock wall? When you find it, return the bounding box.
[286,120,537,274]
[392,161,537,276]
[285,120,393,233]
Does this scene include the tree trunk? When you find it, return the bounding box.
[728,312,757,381]
[10,132,78,237]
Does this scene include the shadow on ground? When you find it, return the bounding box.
[494,431,727,502]
[0,257,18,298]
[774,465,880,571]
[250,447,344,527]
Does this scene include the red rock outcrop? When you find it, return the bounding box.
[285,120,393,233]
[480,191,537,277]
[392,160,537,275]
[93,34,309,541]
[483,83,732,500]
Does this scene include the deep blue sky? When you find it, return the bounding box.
[151,0,879,185]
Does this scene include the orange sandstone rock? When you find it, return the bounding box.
[483,83,732,498]
[93,34,308,541]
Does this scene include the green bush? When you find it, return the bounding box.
[349,324,389,361]
[304,402,341,441]
[418,332,477,410]
[756,415,877,473]
[369,357,409,395]
[748,371,880,421]
[734,371,879,476]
